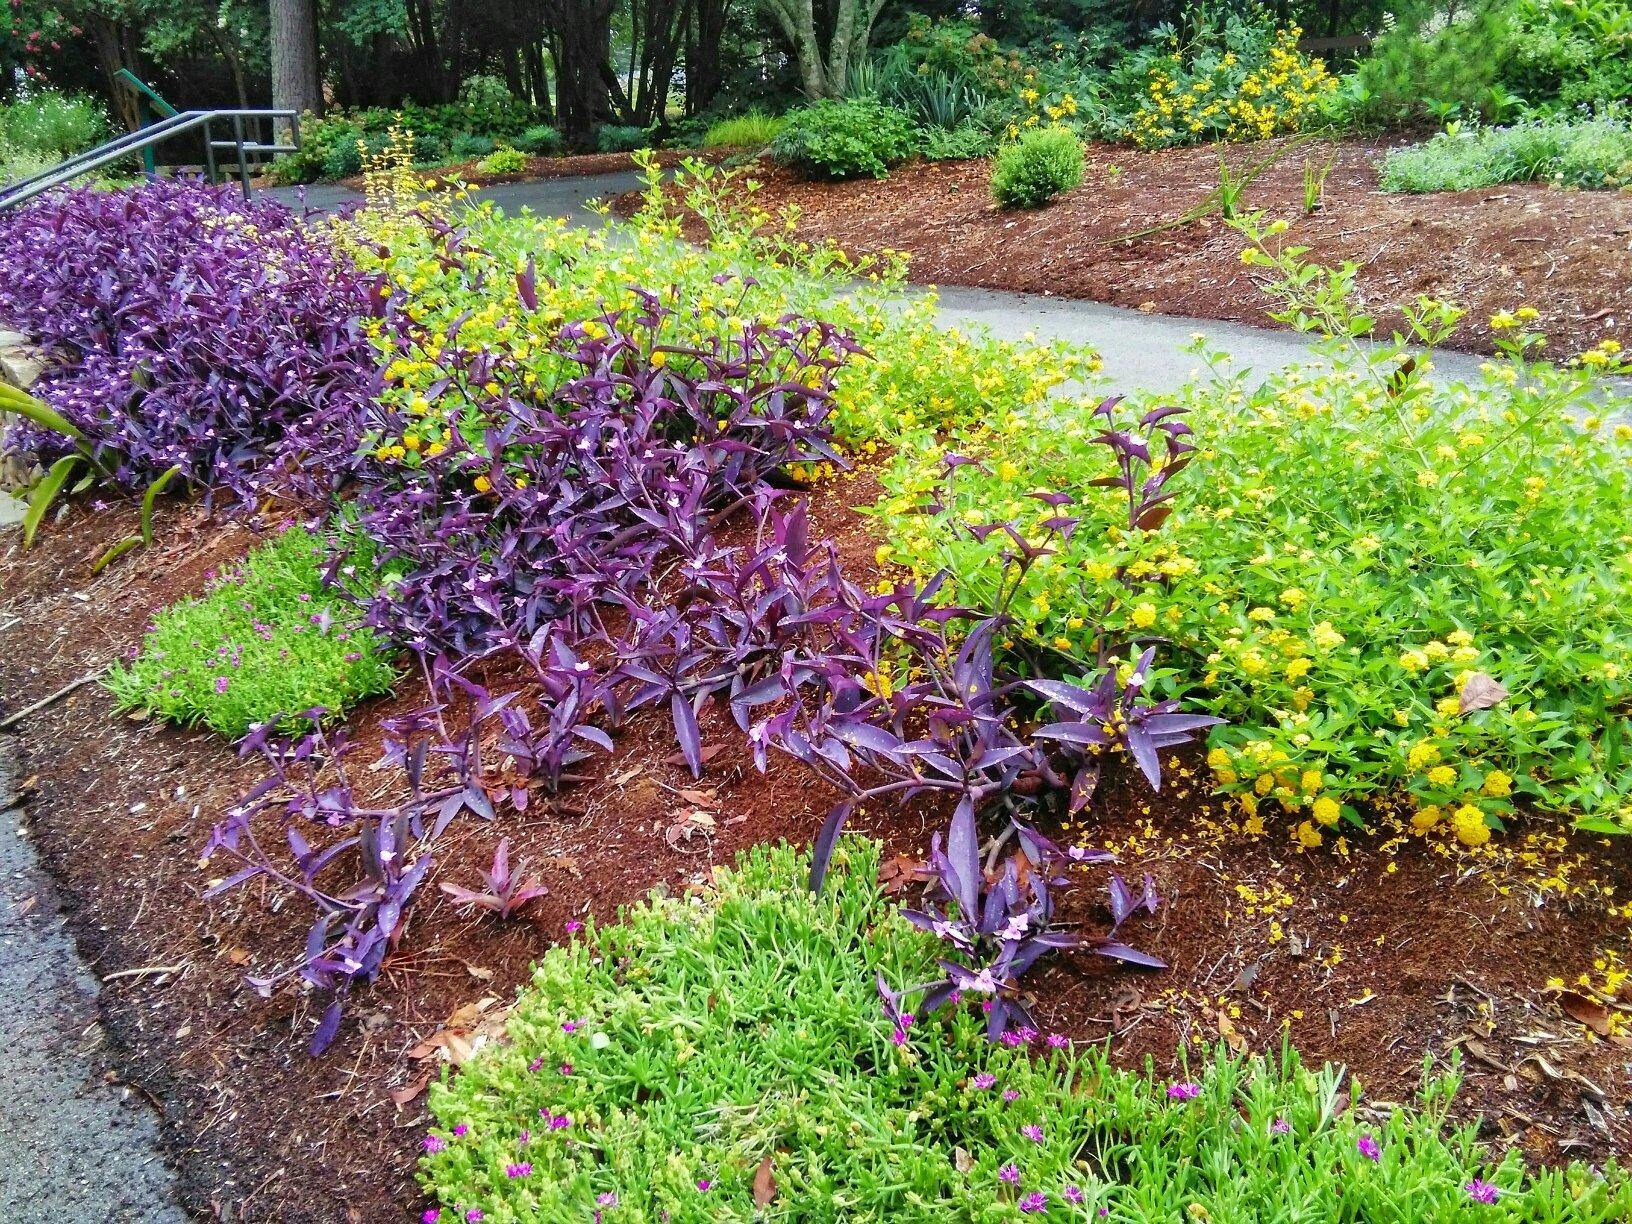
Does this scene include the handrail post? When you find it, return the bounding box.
[137,95,157,181]
[203,116,217,185]
[231,113,251,201]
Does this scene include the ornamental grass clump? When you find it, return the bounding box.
[990,125,1085,208]
[0,179,385,506]
[877,214,1632,839]
[419,840,1632,1223]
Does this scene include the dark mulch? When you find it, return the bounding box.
[615,138,1632,362]
[1,475,1629,1220]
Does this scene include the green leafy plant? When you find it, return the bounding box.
[990,124,1084,208]
[421,840,1632,1222]
[475,146,529,175]
[513,124,563,156]
[1303,152,1333,212]
[877,215,1632,837]
[1381,116,1632,193]
[770,98,916,180]
[701,110,784,148]
[105,524,397,736]
[595,124,650,153]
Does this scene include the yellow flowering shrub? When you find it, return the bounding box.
[878,217,1632,840]
[1120,19,1335,149]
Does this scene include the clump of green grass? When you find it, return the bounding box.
[421,840,1630,1222]
[1380,116,1632,193]
[105,524,396,737]
[701,110,785,149]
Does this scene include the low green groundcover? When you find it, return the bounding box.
[420,841,1628,1222]
[105,524,395,736]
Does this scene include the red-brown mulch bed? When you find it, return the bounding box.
[2,478,1630,1220]
[616,138,1632,361]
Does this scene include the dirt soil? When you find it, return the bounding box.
[629,138,1632,362]
[2,477,1630,1220]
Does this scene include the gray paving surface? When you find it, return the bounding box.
[0,743,188,1222]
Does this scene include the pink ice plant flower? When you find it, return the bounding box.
[1357,1135,1381,1162]
[1019,1192,1048,1213]
[505,1163,531,1179]
[1466,1179,1499,1204]
[1166,1082,1201,1101]
[999,1164,1021,1185]
[1021,1125,1044,1143]
[972,1073,997,1090]
[1270,1118,1291,1135]
[1064,1185,1084,1204]
[422,1134,446,1153]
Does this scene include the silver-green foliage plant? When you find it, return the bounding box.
[105,524,397,736]
[420,840,1631,1222]
[990,125,1085,208]
[1380,115,1632,192]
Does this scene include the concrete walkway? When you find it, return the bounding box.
[0,744,188,1221]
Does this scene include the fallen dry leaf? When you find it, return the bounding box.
[1556,989,1613,1036]
[1459,672,1509,714]
[752,1155,777,1207]
[391,1068,434,1107]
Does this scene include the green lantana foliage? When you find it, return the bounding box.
[105,524,396,737]
[421,841,1628,1221]
[875,218,1632,836]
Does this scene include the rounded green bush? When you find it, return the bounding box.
[990,125,1085,209]
[770,98,916,180]
[514,124,563,156]
[476,146,529,175]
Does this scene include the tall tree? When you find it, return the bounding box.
[546,0,612,150]
[270,0,322,116]
[758,0,885,98]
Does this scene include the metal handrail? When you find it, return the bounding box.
[0,108,301,210]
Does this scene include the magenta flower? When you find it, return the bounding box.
[1270,1118,1291,1135]
[214,675,230,693]
[1015,1026,1038,1043]
[1166,1082,1201,1101]
[1021,1125,1044,1143]
[696,1178,712,1191]
[973,1073,997,1090]
[505,1163,531,1179]
[1357,1135,1381,1162]
[999,1164,1021,1185]
[528,1056,544,1072]
[1003,1089,1020,1102]
[560,1062,574,1075]
[465,1212,483,1223]
[565,920,583,934]
[422,1212,440,1223]
[549,1114,571,1130]
[1064,1185,1084,1204]
[1019,1192,1048,1213]
[1466,1179,1499,1204]
[596,1192,619,1207]
[1000,1031,1025,1047]
[1047,1033,1070,1049]
[562,1021,578,1033]
[892,1027,909,1047]
[452,1124,469,1137]
[422,1134,446,1153]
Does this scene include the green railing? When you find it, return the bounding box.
[114,69,178,178]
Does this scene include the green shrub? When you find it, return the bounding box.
[421,840,1632,1221]
[990,124,1085,207]
[701,110,784,148]
[880,225,1632,837]
[320,132,367,181]
[105,525,397,736]
[770,98,917,180]
[920,120,997,160]
[514,124,563,156]
[0,89,107,158]
[476,146,529,175]
[450,132,497,161]
[1380,117,1632,192]
[456,73,516,114]
[595,124,650,153]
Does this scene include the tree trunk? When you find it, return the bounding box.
[548,0,615,151]
[270,0,323,122]
[685,0,729,115]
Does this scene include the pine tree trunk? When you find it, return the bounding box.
[270,0,323,124]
